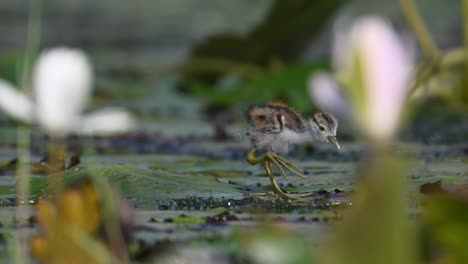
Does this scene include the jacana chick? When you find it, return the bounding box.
[246,102,340,199]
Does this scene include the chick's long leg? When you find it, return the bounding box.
[247,148,313,199]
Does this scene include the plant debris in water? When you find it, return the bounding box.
[156,189,351,214]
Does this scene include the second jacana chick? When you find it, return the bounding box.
[246,102,340,199]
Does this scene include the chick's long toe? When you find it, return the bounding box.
[247,148,313,200]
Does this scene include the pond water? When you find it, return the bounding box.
[0,123,466,262]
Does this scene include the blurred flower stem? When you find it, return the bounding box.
[397,0,439,58]
[96,178,130,262]
[321,147,416,264]
[15,0,41,263]
[399,0,468,107]
[462,0,468,103]
[45,136,66,192]
[82,138,131,262]
[14,126,31,264]
[88,156,130,262]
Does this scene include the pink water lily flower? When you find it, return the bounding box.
[309,16,413,141]
[307,71,349,119]
[0,47,134,136]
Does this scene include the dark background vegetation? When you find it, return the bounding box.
[0,0,466,143]
[0,1,467,263]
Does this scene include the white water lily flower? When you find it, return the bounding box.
[0,47,134,136]
[310,16,413,141]
[0,80,34,123]
[34,48,93,134]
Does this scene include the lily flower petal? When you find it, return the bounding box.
[75,108,135,135]
[0,80,34,123]
[33,48,93,135]
[308,72,349,119]
[335,16,413,141]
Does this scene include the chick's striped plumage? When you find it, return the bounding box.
[247,102,308,153]
[247,102,306,132]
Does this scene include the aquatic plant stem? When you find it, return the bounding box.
[399,0,468,103]
[462,0,468,103]
[320,145,417,264]
[398,0,439,58]
[15,0,42,263]
[14,127,31,264]
[84,138,130,263]
[46,136,66,192]
[440,48,465,68]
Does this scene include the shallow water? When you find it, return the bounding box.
[0,117,466,262]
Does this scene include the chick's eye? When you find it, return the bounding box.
[319,125,326,132]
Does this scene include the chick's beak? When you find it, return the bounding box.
[327,136,340,150]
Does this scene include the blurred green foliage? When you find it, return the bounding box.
[178,0,343,112]
[0,51,33,86]
[183,62,329,113]
[425,194,468,263]
[190,0,344,66]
